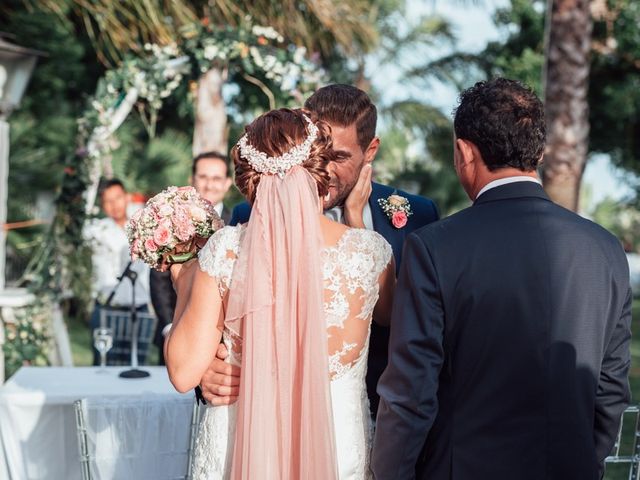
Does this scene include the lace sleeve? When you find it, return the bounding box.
[369,231,393,280]
[198,226,242,296]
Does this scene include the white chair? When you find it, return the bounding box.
[74,395,201,480]
[605,405,640,480]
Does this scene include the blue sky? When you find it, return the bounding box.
[367,0,635,213]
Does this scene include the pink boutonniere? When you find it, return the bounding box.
[378,193,413,229]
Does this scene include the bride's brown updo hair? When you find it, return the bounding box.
[232,108,338,203]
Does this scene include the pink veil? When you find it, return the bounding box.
[226,164,338,479]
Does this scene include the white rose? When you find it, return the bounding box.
[159,204,173,217]
[190,206,207,222]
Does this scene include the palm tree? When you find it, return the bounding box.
[542,0,592,212]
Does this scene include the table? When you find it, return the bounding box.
[0,366,192,480]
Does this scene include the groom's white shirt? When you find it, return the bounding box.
[475,175,541,200]
[324,203,374,230]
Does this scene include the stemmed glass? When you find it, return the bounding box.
[93,327,113,373]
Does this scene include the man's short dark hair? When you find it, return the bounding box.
[453,78,546,172]
[304,84,377,151]
[192,151,230,177]
[98,178,126,198]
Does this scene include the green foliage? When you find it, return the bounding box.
[591,197,640,251]
[369,1,470,215]
[378,100,468,214]
[3,306,51,379]
[416,0,640,200]
[1,1,102,285]
[590,0,640,179]
[113,125,193,195]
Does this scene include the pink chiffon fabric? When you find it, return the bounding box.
[226,165,339,480]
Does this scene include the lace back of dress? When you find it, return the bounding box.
[200,226,393,379]
[323,229,393,380]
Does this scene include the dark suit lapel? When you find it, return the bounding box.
[220,206,232,225]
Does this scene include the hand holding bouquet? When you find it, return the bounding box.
[126,186,225,271]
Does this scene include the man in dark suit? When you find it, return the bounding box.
[371,78,631,480]
[198,84,439,413]
[150,151,233,364]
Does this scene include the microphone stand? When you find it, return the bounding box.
[111,262,150,379]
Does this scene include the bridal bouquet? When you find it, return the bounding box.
[126,186,225,271]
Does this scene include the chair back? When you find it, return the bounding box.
[99,309,157,365]
[605,405,640,480]
[74,395,196,480]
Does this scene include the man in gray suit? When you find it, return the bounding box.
[372,78,631,480]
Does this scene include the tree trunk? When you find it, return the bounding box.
[192,67,228,156]
[542,0,592,212]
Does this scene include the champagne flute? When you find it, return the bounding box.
[93,327,113,373]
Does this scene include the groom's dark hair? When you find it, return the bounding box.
[453,77,546,172]
[304,84,377,152]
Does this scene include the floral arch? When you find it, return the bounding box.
[8,21,323,372]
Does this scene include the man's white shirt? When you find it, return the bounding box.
[214,202,224,218]
[475,176,541,200]
[324,203,374,230]
[83,217,150,307]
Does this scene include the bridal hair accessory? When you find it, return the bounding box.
[378,192,413,229]
[238,114,319,178]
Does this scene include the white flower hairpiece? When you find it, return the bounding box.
[237,114,319,178]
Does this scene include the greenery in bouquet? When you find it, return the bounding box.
[3,306,51,379]
[127,186,225,271]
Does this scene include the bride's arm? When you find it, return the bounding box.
[373,258,396,327]
[165,261,224,393]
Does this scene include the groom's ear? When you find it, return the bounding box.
[363,137,380,165]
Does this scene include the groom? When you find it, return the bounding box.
[371,78,631,479]
[198,84,440,415]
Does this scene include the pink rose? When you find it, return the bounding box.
[151,206,163,222]
[130,208,143,224]
[144,238,159,252]
[131,239,140,260]
[175,221,196,242]
[172,206,195,241]
[153,225,172,246]
[391,211,407,229]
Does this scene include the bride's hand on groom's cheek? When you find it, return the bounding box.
[199,343,241,405]
[344,164,372,229]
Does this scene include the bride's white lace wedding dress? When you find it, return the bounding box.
[191,224,393,480]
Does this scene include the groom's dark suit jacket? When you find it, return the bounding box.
[230,181,439,415]
[372,181,632,480]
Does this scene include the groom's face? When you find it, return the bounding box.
[324,122,377,210]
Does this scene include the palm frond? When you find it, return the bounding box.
[32,0,378,65]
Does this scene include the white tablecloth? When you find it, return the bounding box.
[0,366,192,480]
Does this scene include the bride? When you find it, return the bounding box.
[165,108,395,479]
